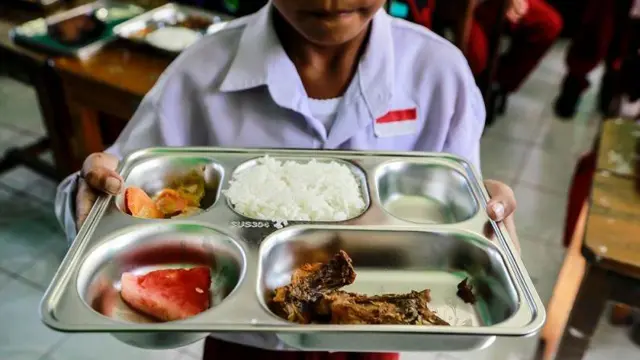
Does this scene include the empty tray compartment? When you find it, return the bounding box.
[116,155,224,219]
[257,227,518,327]
[375,161,479,224]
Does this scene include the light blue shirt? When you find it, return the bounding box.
[54,2,485,350]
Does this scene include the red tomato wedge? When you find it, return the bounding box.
[120,266,212,322]
[124,187,164,219]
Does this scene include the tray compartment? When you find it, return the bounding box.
[257,227,518,327]
[115,155,224,218]
[375,161,479,224]
[77,223,246,325]
[225,156,370,222]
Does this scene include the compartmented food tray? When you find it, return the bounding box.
[41,148,545,352]
[112,2,234,54]
[10,0,144,58]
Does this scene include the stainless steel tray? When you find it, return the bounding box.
[41,148,545,353]
[112,2,234,55]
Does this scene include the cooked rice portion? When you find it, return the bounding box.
[223,156,366,221]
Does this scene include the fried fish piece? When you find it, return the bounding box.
[269,250,356,323]
[322,290,449,326]
[269,251,449,326]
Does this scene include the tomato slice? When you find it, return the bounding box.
[124,187,164,219]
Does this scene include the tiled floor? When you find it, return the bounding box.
[0,42,638,360]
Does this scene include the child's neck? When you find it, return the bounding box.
[273,10,371,100]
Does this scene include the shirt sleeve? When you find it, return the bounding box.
[442,53,486,172]
[411,48,486,173]
[441,67,485,173]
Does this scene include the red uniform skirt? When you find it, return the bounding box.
[202,337,400,360]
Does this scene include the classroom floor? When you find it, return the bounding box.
[0,42,638,360]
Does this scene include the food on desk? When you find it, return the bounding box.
[123,168,206,219]
[48,13,106,46]
[269,251,450,326]
[456,278,477,305]
[16,18,48,37]
[145,27,202,52]
[178,15,214,31]
[128,14,213,51]
[224,156,366,221]
[120,266,212,322]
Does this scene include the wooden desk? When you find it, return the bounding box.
[53,42,171,166]
[0,2,76,179]
[548,120,640,360]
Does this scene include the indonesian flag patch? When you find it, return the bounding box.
[374,108,419,137]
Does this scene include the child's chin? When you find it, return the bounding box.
[299,20,368,46]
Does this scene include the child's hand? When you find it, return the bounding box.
[76,152,122,230]
[484,179,520,253]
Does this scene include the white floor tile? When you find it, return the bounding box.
[402,337,540,360]
[480,135,530,186]
[583,314,640,360]
[0,167,58,204]
[0,188,61,232]
[518,235,565,305]
[175,339,204,359]
[0,269,12,291]
[19,238,67,290]
[46,334,182,360]
[512,183,567,245]
[0,223,59,274]
[175,353,200,360]
[401,352,439,360]
[519,146,576,194]
[0,77,47,136]
[484,93,547,143]
[0,278,65,359]
[536,113,599,157]
[0,126,37,153]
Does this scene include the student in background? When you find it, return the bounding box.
[386,0,562,117]
[554,0,635,119]
[466,0,563,115]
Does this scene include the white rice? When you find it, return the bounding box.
[223,156,366,221]
[145,27,201,52]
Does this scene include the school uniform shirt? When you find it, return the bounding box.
[54,2,485,351]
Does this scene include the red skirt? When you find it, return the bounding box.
[203,337,400,360]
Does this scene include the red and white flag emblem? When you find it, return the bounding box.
[374,108,419,137]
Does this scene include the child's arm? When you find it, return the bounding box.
[415,50,485,171]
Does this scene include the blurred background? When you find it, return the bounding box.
[0,0,639,359]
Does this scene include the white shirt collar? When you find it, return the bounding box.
[219,3,395,119]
